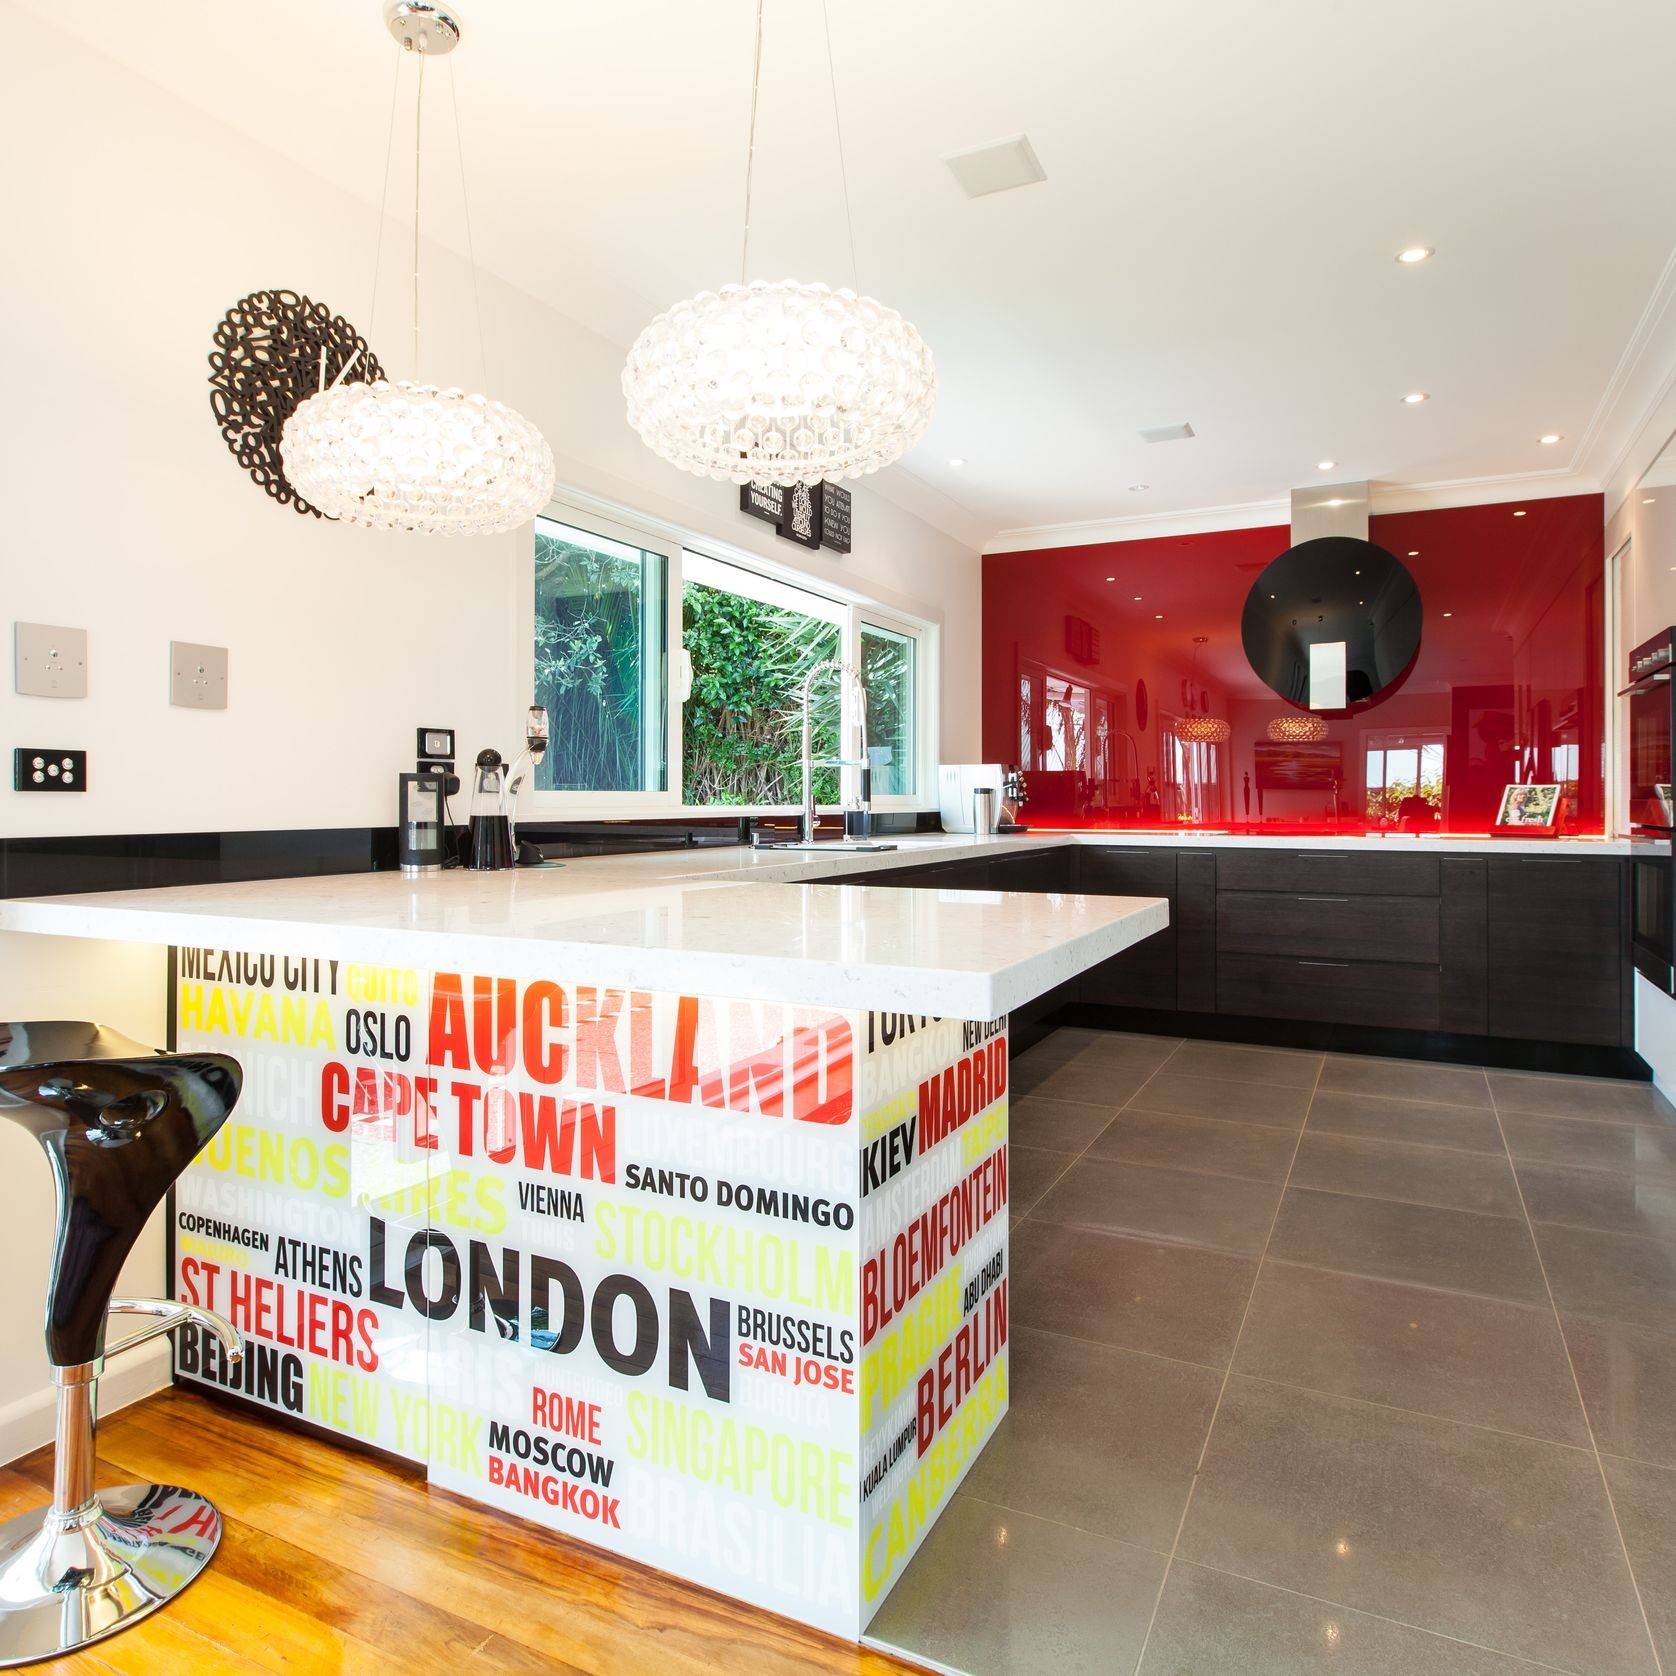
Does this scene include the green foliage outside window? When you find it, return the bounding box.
[682,582,841,806]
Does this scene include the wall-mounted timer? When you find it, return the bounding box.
[417,726,455,763]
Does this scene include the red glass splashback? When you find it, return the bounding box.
[982,494,1605,834]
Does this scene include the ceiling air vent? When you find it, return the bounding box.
[942,134,1047,199]
[1139,422,1196,444]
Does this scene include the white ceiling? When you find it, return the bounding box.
[24,0,1676,547]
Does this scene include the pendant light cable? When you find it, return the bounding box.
[412,48,425,380]
[367,49,403,352]
[739,0,764,285]
[447,57,493,391]
[821,0,859,292]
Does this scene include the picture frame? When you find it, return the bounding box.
[1491,782,1564,834]
[780,481,822,548]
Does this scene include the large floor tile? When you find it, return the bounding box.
[1024,1027,1181,1075]
[1319,1054,1492,1110]
[867,1493,1166,1676]
[1235,1262,1587,1445]
[1087,1107,1298,1183]
[1306,1089,1505,1154]
[1127,1070,1312,1129]
[1009,1094,1122,1152]
[1268,1188,1547,1303]
[1489,1071,1676,1125]
[960,1325,1220,1550]
[1179,1377,1655,1675]
[1012,1221,1256,1368]
[1565,1313,1676,1468]
[1516,1161,1676,1242]
[1138,1559,1553,1676]
[1502,1113,1676,1179]
[1164,1040,1322,1088]
[1035,1157,1283,1255]
[1012,1060,1154,1110]
[1010,1143,1074,1220]
[1601,1456,1676,1672]
[1533,1223,1676,1333]
[1289,1131,1522,1216]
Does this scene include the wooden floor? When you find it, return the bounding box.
[7,1388,927,1676]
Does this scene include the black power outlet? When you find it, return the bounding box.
[14,749,87,792]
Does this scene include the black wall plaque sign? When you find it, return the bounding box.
[739,482,784,525]
[817,483,852,554]
[737,480,854,555]
[781,482,822,548]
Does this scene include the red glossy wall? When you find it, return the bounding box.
[981,494,1605,834]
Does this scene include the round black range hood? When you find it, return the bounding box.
[1240,534,1423,717]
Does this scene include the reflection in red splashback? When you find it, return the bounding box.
[982,495,1605,835]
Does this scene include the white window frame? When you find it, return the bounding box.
[521,500,683,818]
[520,489,938,819]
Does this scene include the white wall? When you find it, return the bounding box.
[0,13,982,1457]
[0,7,981,843]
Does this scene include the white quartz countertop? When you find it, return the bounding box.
[0,834,1165,1019]
[0,826,1631,1018]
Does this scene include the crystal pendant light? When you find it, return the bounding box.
[622,2,936,486]
[1267,712,1330,744]
[1175,637,1230,743]
[1175,714,1231,744]
[282,3,554,535]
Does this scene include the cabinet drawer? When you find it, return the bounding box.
[1215,850,1440,898]
[1078,848,1179,896]
[1218,892,1440,964]
[1218,953,1440,1030]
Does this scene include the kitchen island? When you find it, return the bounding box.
[0,836,1167,1638]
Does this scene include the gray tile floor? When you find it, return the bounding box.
[865,1028,1676,1676]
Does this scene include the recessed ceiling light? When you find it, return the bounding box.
[1396,246,1434,264]
[1646,498,1658,506]
[1133,594,1142,601]
[1539,434,1562,445]
[1402,391,1429,404]
[1513,509,1527,517]
[1443,611,1453,618]
[1106,574,1115,581]
[1407,549,1419,556]
[1128,483,1149,492]
[1318,459,1336,471]
[948,457,966,469]
[1154,613,1164,620]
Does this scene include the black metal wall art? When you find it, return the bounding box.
[208,289,384,517]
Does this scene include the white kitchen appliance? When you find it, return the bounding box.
[939,763,1007,833]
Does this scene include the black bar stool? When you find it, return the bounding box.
[0,1021,244,1666]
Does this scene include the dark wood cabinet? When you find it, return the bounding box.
[819,841,1629,1052]
[1076,848,1178,1009]
[1486,856,1623,1045]
[1218,891,1440,964]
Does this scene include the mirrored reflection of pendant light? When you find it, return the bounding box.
[282,2,555,536]
[622,1,936,486]
[1175,636,1231,743]
[1268,712,1330,744]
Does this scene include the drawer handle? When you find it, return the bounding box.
[1297,895,1350,903]
[1298,959,1351,967]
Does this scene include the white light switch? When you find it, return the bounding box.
[15,623,87,699]
[170,641,228,710]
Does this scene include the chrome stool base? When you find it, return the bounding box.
[0,1483,220,1666]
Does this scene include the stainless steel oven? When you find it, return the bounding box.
[1626,629,1676,991]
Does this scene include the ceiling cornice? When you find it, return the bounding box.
[982,470,1603,554]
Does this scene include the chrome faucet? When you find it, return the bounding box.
[799,658,870,842]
